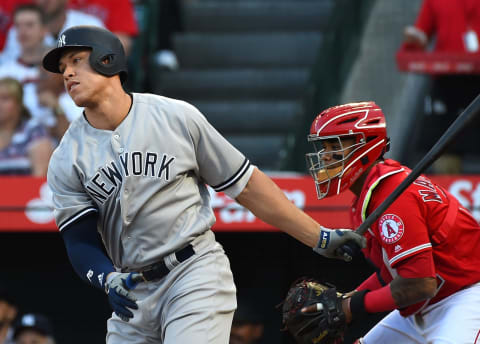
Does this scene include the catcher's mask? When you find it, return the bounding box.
[42,25,128,83]
[306,102,389,199]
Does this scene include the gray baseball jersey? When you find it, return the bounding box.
[47,93,254,270]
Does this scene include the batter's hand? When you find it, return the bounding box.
[313,226,366,262]
[105,272,144,322]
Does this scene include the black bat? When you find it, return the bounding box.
[338,92,480,261]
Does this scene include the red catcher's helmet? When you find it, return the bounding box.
[305,101,389,199]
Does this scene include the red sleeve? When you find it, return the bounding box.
[364,285,397,313]
[68,0,138,36]
[356,273,383,291]
[360,252,436,316]
[395,249,436,279]
[103,0,138,36]
[370,186,432,268]
[415,0,435,38]
[394,250,437,317]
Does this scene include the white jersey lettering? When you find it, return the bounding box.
[48,93,254,269]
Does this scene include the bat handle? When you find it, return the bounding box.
[335,241,362,262]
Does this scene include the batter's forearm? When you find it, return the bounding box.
[61,213,115,290]
[235,168,320,247]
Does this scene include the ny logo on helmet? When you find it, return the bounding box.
[57,34,66,48]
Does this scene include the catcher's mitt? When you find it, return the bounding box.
[280,278,347,344]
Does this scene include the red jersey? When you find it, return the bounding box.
[68,0,138,36]
[415,0,480,53]
[0,0,32,50]
[351,159,480,314]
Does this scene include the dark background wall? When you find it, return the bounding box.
[0,231,385,343]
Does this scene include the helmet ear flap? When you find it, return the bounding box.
[103,54,115,65]
[89,50,125,78]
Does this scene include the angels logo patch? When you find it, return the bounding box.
[378,214,404,244]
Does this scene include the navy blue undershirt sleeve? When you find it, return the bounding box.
[61,212,115,291]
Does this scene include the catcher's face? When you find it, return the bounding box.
[306,136,359,199]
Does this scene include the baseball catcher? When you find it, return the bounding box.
[294,101,480,343]
[280,278,349,344]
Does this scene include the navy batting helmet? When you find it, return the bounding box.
[42,25,128,83]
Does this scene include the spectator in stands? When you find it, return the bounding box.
[8,4,48,66]
[0,77,54,176]
[404,0,480,53]
[0,0,31,55]
[153,0,183,71]
[35,66,81,140]
[229,299,265,344]
[0,3,51,85]
[2,0,104,63]
[13,313,55,344]
[68,0,139,56]
[0,285,18,344]
[403,0,480,173]
[0,4,81,141]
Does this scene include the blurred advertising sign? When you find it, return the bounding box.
[1,175,480,232]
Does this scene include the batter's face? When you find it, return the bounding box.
[59,48,111,107]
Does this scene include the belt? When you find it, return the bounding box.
[140,244,195,282]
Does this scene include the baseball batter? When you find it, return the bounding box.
[41,26,365,344]
[304,102,480,343]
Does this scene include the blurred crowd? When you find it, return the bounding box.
[0,285,56,344]
[0,0,140,176]
[0,0,183,177]
[401,0,480,174]
[0,282,266,344]
[1,0,479,177]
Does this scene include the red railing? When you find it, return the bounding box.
[396,49,480,75]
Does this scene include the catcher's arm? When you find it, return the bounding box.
[302,275,437,322]
[280,279,348,344]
